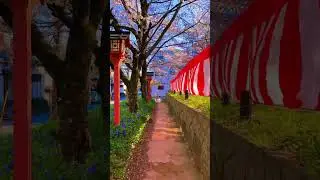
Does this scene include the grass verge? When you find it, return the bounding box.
[0,99,155,179]
[169,93,320,177]
[110,99,155,179]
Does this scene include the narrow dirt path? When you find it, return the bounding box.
[127,102,200,180]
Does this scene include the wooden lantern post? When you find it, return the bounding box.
[110,31,130,126]
[146,72,154,102]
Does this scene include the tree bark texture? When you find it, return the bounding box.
[126,69,139,113]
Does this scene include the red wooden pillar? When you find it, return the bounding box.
[12,0,32,179]
[110,32,130,126]
[112,62,121,126]
[146,72,154,102]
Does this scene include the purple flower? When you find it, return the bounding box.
[122,130,126,137]
[87,164,97,174]
[121,122,126,129]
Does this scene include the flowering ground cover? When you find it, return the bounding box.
[0,99,155,179]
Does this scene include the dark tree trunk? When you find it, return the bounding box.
[49,81,59,121]
[140,67,148,100]
[140,58,148,101]
[56,21,95,163]
[96,9,110,133]
[126,69,139,113]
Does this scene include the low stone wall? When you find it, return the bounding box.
[166,95,318,180]
[166,95,210,180]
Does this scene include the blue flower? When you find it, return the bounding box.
[87,164,97,174]
[115,129,120,137]
[122,130,127,137]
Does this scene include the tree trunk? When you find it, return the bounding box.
[140,59,148,100]
[140,68,147,100]
[95,9,110,133]
[126,69,139,113]
[49,81,59,120]
[56,23,94,163]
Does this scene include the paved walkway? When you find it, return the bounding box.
[143,102,200,180]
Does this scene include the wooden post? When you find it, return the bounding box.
[240,90,252,120]
[146,78,152,102]
[185,90,189,100]
[221,92,230,105]
[146,72,154,102]
[12,0,32,179]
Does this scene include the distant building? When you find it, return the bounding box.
[151,73,171,98]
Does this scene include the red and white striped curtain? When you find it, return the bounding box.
[170,47,210,96]
[171,0,320,111]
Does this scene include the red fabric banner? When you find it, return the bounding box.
[171,0,320,111]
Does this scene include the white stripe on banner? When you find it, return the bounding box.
[230,34,244,100]
[249,25,257,100]
[188,69,192,92]
[225,40,234,94]
[193,63,200,95]
[214,53,222,96]
[177,77,180,92]
[182,73,186,93]
[203,58,210,96]
[189,66,196,94]
[299,0,320,109]
[253,14,276,104]
[222,44,229,93]
[266,3,287,105]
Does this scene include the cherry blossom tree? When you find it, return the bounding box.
[110,0,209,112]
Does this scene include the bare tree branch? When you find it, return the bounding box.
[146,0,183,56]
[47,3,73,28]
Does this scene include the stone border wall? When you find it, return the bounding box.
[166,96,210,180]
[166,95,318,180]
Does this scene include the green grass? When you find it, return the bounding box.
[169,93,210,117]
[169,93,320,177]
[0,99,155,179]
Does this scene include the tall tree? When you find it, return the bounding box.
[0,0,107,163]
[110,0,208,111]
